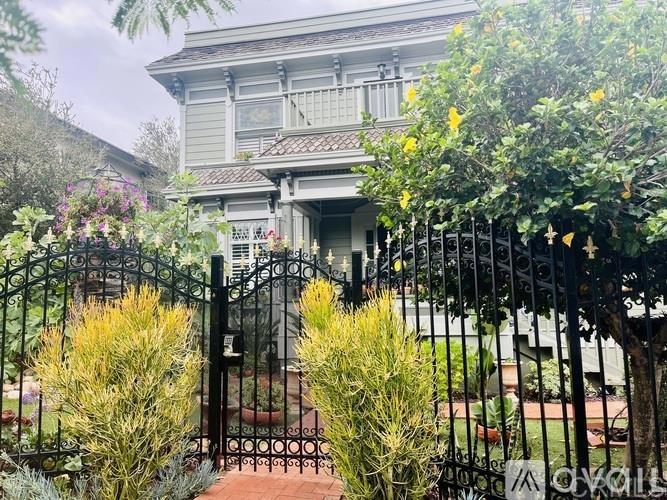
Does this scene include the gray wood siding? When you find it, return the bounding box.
[320,216,351,273]
[185,102,226,165]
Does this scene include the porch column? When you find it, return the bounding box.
[281,201,294,245]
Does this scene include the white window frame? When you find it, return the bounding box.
[401,60,438,79]
[343,65,394,85]
[288,73,335,91]
[185,84,228,104]
[229,219,270,277]
[235,78,281,99]
[233,97,283,158]
[234,97,284,132]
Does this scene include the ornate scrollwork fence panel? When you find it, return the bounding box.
[214,247,351,473]
[0,237,210,473]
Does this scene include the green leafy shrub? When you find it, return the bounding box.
[420,340,471,399]
[34,286,203,499]
[241,381,284,412]
[523,359,593,403]
[297,279,438,499]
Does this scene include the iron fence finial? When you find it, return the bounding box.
[64,224,75,241]
[545,224,558,245]
[583,235,599,259]
[43,228,55,246]
[119,224,128,241]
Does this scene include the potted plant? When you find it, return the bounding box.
[242,354,255,378]
[241,382,284,426]
[499,358,519,398]
[471,395,516,444]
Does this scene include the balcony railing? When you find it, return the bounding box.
[284,78,418,130]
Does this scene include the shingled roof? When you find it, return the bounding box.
[260,128,402,157]
[189,166,270,186]
[151,12,475,66]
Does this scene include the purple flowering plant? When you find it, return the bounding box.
[56,180,149,243]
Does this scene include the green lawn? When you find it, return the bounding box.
[1,397,59,434]
[450,418,626,471]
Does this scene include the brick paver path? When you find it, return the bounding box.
[198,466,343,500]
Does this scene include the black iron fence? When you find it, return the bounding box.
[4,218,666,498]
[0,236,210,473]
[367,218,667,499]
[208,248,352,473]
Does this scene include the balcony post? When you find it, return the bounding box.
[281,200,294,245]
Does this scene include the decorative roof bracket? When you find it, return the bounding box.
[277,61,288,91]
[222,67,235,98]
[285,171,294,196]
[333,54,342,86]
[392,47,400,78]
[168,74,185,104]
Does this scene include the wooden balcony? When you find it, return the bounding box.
[284,78,418,130]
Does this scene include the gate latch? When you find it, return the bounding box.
[222,330,243,366]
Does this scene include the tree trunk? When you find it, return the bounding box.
[599,309,666,470]
[626,354,662,469]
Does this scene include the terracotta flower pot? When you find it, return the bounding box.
[476,423,511,444]
[1,410,15,425]
[241,407,282,426]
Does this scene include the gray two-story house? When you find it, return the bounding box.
[147,0,628,385]
[147,0,477,274]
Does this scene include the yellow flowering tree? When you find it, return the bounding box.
[356,0,667,470]
[357,0,666,256]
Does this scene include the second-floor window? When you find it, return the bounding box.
[235,99,282,158]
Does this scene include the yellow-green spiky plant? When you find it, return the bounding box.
[34,286,202,499]
[296,279,438,500]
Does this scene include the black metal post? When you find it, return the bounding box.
[351,250,362,307]
[208,255,224,467]
[561,222,590,497]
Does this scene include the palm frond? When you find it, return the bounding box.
[0,0,43,85]
[110,0,236,40]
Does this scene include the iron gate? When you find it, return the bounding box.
[208,249,363,472]
[0,236,211,472]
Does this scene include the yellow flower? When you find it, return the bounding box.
[406,84,417,104]
[627,43,636,58]
[399,190,412,209]
[576,14,585,25]
[483,24,493,33]
[470,64,482,76]
[589,88,605,103]
[452,23,463,36]
[562,232,575,247]
[508,40,520,49]
[621,180,632,199]
[403,137,418,154]
[448,107,462,131]
[393,260,403,272]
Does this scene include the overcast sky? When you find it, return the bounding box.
[17,0,406,153]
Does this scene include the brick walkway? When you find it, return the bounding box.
[198,466,343,500]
